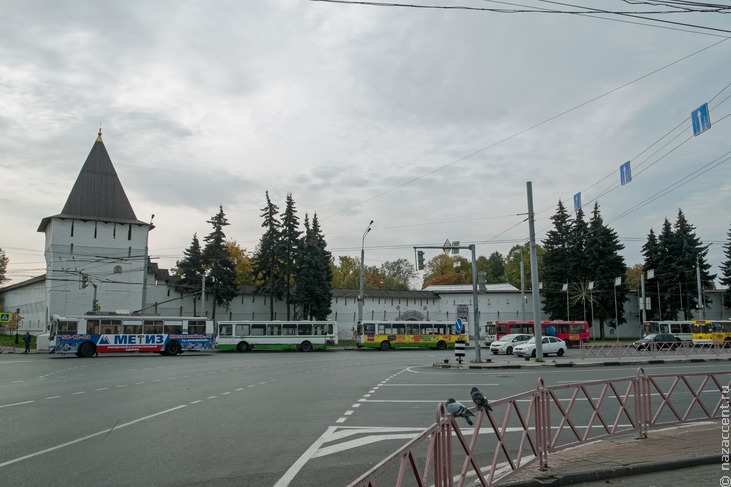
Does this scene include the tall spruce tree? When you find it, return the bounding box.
[672,210,715,318]
[280,193,301,320]
[585,203,628,339]
[641,229,660,320]
[253,191,283,320]
[175,234,204,314]
[541,201,574,320]
[656,218,681,320]
[309,214,333,320]
[294,214,333,320]
[720,223,731,310]
[202,206,238,320]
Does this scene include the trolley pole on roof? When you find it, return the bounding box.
[526,182,543,358]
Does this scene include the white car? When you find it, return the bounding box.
[490,334,533,355]
[514,336,567,358]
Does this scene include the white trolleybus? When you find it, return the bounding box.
[42,313,215,357]
[215,320,338,352]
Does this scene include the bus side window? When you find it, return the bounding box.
[220,325,232,336]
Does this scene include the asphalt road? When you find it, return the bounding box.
[0,348,724,486]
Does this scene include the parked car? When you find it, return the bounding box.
[514,336,567,358]
[490,334,533,355]
[632,333,682,351]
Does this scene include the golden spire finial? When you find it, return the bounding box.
[96,126,103,142]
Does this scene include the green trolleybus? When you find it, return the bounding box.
[355,320,468,351]
[215,321,338,352]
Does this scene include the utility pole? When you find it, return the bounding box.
[526,182,543,358]
[696,254,704,320]
[358,221,373,326]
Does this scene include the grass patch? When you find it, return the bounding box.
[0,334,33,349]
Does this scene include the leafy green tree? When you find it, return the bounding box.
[502,243,543,290]
[585,203,628,339]
[0,247,9,284]
[253,191,283,319]
[625,263,643,291]
[422,254,471,287]
[477,251,505,284]
[380,258,416,290]
[202,206,238,320]
[720,223,731,309]
[280,193,302,320]
[331,256,360,289]
[226,241,255,286]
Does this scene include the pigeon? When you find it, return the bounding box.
[446,398,475,426]
[471,387,493,412]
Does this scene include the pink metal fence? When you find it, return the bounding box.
[347,368,731,487]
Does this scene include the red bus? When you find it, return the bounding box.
[491,320,589,347]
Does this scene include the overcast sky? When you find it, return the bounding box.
[1,0,730,288]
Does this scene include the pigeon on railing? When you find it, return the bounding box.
[471,387,493,412]
[446,398,475,426]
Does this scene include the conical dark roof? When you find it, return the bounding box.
[38,131,146,232]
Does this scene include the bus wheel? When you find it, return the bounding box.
[725,338,731,349]
[380,341,391,351]
[237,342,249,353]
[436,340,447,351]
[300,341,313,352]
[79,342,95,358]
[166,341,181,355]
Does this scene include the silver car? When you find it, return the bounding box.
[490,334,533,355]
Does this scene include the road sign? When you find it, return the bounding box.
[691,103,711,136]
[443,239,451,255]
[573,192,581,213]
[0,313,11,323]
[455,318,463,333]
[620,161,632,185]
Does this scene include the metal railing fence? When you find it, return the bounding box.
[347,368,730,487]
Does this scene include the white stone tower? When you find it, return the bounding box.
[37,130,151,318]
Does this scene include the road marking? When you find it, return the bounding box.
[273,426,337,487]
[0,405,188,468]
[335,417,347,423]
[0,400,35,409]
[72,391,86,395]
[95,388,108,391]
[45,396,61,400]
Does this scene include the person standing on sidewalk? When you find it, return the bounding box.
[23,332,32,353]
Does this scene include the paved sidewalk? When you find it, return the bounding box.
[497,421,722,486]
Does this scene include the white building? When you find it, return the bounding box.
[1,132,727,341]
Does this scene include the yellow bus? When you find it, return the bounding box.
[355,320,468,351]
[691,320,731,347]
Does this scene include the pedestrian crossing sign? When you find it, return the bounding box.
[0,313,11,323]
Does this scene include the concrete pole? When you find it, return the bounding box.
[470,244,482,363]
[526,182,543,358]
[358,221,373,326]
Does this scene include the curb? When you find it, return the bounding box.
[499,454,720,486]
[433,356,731,369]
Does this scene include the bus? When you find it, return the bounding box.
[355,320,468,350]
[642,321,693,342]
[491,320,589,347]
[691,320,731,347]
[215,321,338,352]
[44,313,215,357]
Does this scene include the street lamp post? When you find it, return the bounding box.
[358,220,373,326]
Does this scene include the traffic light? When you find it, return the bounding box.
[417,251,425,271]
